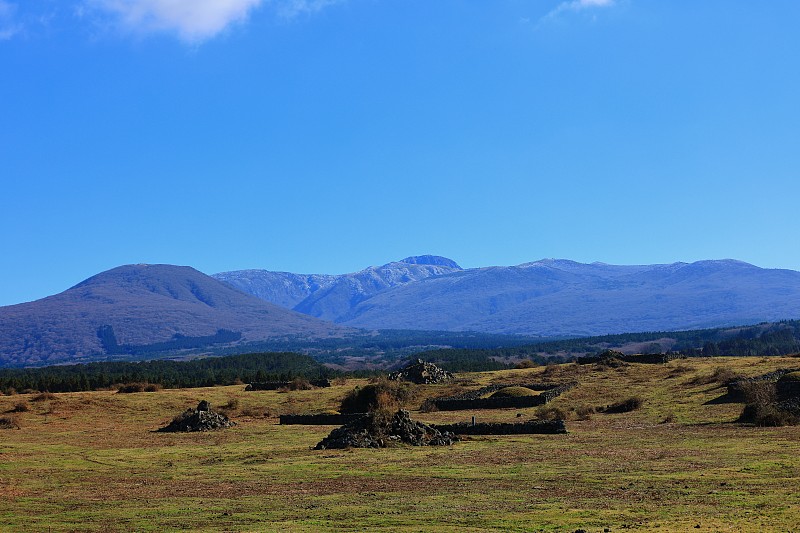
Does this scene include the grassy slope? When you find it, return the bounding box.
[1,357,799,531]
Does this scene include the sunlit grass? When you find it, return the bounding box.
[1,356,799,530]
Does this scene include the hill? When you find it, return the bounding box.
[218,258,800,336]
[0,264,350,368]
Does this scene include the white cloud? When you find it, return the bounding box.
[544,0,615,21]
[86,0,264,42]
[0,0,22,40]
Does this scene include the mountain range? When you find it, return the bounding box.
[215,256,800,337]
[0,264,349,367]
[4,255,800,368]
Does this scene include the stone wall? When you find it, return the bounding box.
[430,382,577,411]
[578,353,685,365]
[432,419,566,435]
[279,413,366,425]
[727,368,800,400]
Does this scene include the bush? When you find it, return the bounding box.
[11,402,29,413]
[218,398,240,413]
[514,359,537,369]
[31,392,57,402]
[288,378,313,391]
[737,380,798,426]
[340,379,417,414]
[739,403,799,427]
[419,398,439,413]
[535,405,568,421]
[117,382,161,393]
[690,367,740,386]
[738,381,777,405]
[0,415,20,429]
[573,404,596,421]
[601,396,643,414]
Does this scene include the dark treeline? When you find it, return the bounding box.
[0,352,332,393]
[414,349,566,372]
[692,323,800,357]
[416,320,800,367]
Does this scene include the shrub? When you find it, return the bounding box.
[573,404,596,421]
[738,381,777,405]
[0,415,20,429]
[535,405,568,421]
[601,396,643,414]
[31,392,57,402]
[11,402,29,413]
[737,380,798,426]
[739,403,799,427]
[419,398,439,413]
[219,398,240,412]
[690,367,740,386]
[117,383,144,393]
[288,378,313,391]
[340,379,416,414]
[515,359,537,369]
[117,382,161,393]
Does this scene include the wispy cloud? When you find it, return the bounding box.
[543,0,616,21]
[274,0,343,19]
[0,0,22,40]
[84,0,265,43]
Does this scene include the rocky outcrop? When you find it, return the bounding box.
[314,409,458,449]
[388,359,453,384]
[157,401,235,432]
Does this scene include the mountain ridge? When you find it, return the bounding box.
[215,257,800,336]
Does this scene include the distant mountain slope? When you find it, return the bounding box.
[0,264,349,367]
[219,258,800,336]
[214,255,462,322]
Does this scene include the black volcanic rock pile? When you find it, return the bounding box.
[315,409,458,449]
[158,400,235,432]
[388,359,454,384]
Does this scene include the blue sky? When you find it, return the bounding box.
[1,0,799,306]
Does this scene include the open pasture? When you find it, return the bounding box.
[1,356,799,531]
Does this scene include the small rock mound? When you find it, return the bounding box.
[388,359,454,384]
[158,401,235,432]
[315,409,458,449]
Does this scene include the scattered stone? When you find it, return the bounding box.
[388,359,454,384]
[315,409,458,449]
[158,401,235,432]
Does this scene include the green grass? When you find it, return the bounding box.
[1,357,800,531]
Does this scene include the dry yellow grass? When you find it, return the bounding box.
[0,356,799,531]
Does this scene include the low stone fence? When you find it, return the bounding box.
[430,382,577,411]
[245,379,332,391]
[432,419,566,435]
[578,353,685,365]
[727,368,800,400]
[279,413,366,425]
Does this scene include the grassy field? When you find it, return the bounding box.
[1,356,799,531]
